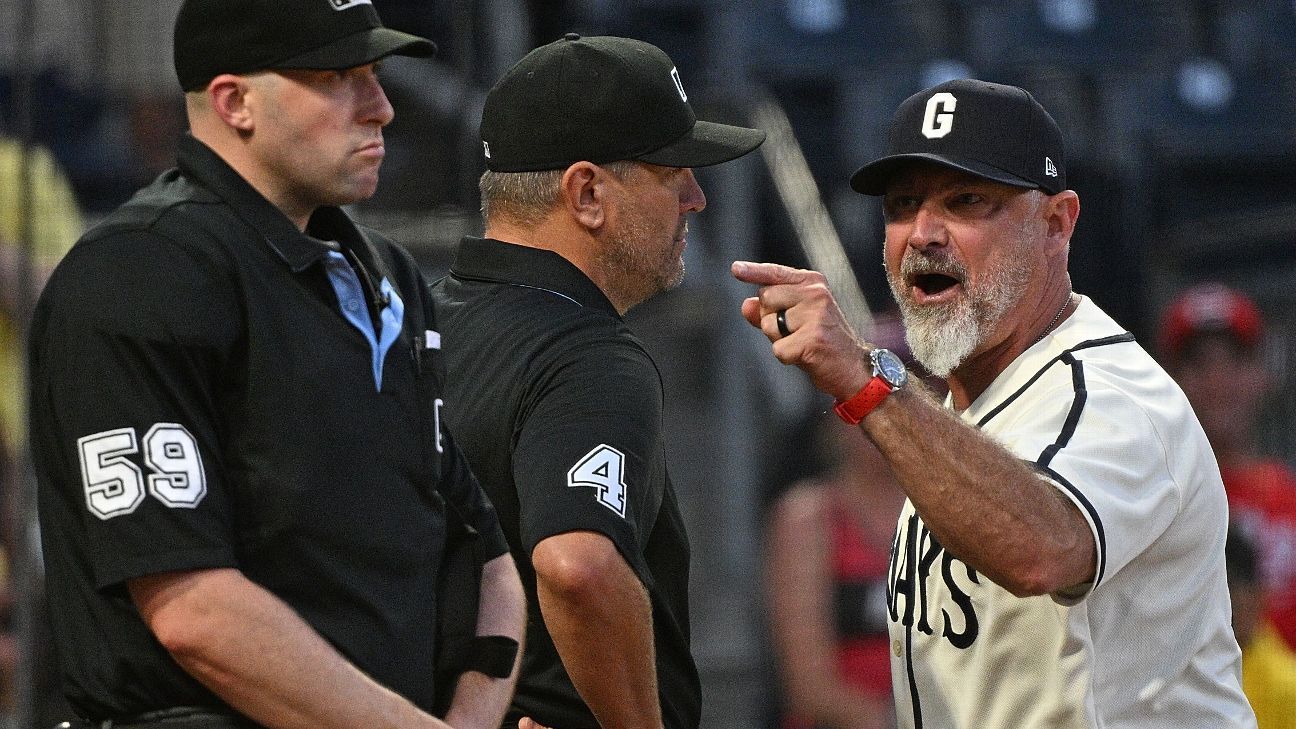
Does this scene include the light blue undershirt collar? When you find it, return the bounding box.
[323,250,404,391]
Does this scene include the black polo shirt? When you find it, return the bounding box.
[430,237,700,729]
[28,136,508,720]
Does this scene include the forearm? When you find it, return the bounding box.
[129,568,448,729]
[443,553,526,729]
[731,260,1094,594]
[862,384,1095,594]
[534,532,662,729]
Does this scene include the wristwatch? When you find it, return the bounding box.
[833,348,908,425]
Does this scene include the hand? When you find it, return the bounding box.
[731,260,872,401]
[519,717,552,729]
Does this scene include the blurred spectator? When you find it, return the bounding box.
[0,133,81,727]
[1,134,82,449]
[765,411,902,729]
[1227,522,1296,729]
[764,314,924,729]
[1160,282,1296,650]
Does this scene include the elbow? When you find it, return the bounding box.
[146,608,222,663]
[998,537,1096,598]
[998,565,1060,598]
[128,571,233,666]
[532,534,629,604]
[535,554,606,602]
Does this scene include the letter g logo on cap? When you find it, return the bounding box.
[921,92,957,139]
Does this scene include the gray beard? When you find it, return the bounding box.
[887,247,1031,379]
[898,297,983,378]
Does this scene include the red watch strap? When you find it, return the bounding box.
[833,377,893,425]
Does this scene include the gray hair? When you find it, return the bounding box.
[479,161,638,226]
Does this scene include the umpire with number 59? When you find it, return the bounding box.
[28,1,524,727]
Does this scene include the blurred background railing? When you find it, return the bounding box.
[4,1,1296,727]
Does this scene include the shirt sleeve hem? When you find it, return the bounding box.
[94,547,239,591]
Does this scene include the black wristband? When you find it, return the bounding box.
[464,635,519,678]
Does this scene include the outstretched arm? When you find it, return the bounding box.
[732,261,1094,597]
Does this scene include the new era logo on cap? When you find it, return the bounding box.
[670,67,688,102]
[850,78,1067,196]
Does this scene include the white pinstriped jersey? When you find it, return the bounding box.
[887,296,1256,729]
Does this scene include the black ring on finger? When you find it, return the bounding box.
[776,309,792,338]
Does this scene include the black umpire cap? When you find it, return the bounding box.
[480,33,766,172]
[173,0,436,92]
[851,78,1067,196]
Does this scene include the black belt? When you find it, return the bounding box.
[59,707,261,729]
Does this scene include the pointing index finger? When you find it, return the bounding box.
[731,260,818,287]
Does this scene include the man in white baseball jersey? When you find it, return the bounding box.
[734,78,1255,728]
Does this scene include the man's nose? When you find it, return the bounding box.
[907,204,948,250]
[359,71,395,126]
[680,169,706,213]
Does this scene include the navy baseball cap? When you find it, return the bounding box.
[851,78,1066,196]
[480,34,765,172]
[174,0,436,92]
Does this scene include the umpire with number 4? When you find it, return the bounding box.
[432,34,763,729]
[28,1,524,727]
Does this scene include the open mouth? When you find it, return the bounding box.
[913,273,961,296]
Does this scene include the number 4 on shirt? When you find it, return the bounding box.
[567,444,628,518]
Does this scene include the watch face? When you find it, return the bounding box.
[872,349,908,388]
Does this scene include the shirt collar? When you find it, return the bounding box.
[449,236,621,318]
[176,135,368,273]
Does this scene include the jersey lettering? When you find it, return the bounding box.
[888,512,919,627]
[915,527,943,635]
[921,92,957,139]
[567,444,628,517]
[77,424,207,519]
[434,398,444,454]
[142,423,206,507]
[888,512,981,648]
[78,428,146,519]
[941,552,980,648]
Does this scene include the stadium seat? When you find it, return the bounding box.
[744,0,955,78]
[961,0,1203,76]
[1211,0,1296,74]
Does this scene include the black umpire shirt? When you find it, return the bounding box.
[431,237,700,729]
[28,136,508,720]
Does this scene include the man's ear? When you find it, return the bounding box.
[560,161,608,231]
[1043,190,1080,254]
[207,74,256,133]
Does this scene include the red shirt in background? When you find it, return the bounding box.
[1223,460,1296,649]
